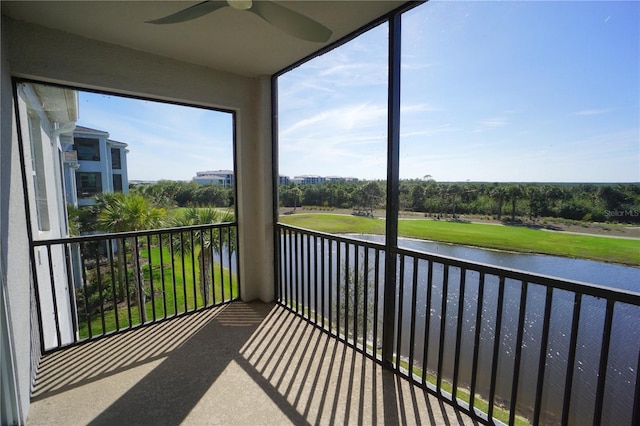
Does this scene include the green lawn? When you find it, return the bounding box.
[279,213,640,266]
[78,245,237,338]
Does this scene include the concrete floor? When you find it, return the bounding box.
[28,302,478,425]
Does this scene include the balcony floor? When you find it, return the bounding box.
[27,302,477,425]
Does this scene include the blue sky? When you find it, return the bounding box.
[78,0,639,183]
[77,92,234,181]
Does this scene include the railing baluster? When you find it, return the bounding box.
[396,254,405,372]
[146,235,156,322]
[180,231,187,314]
[170,232,178,316]
[80,243,93,338]
[189,231,197,310]
[286,229,292,308]
[328,238,333,332]
[422,260,434,386]
[561,292,582,425]
[207,228,219,305]
[63,243,79,343]
[158,232,167,318]
[363,246,370,356]
[122,239,132,328]
[308,234,312,318]
[284,228,290,306]
[302,233,307,317]
[469,271,485,413]
[134,236,145,323]
[345,241,350,340]
[93,243,106,335]
[373,248,380,359]
[46,245,62,345]
[452,268,467,403]
[488,276,506,421]
[354,244,359,345]
[294,230,299,312]
[106,240,119,331]
[408,256,419,379]
[320,236,325,327]
[336,240,341,336]
[314,234,319,325]
[533,286,554,425]
[509,280,528,425]
[593,299,615,426]
[227,226,234,299]
[197,230,206,307]
[218,227,225,303]
[437,264,450,393]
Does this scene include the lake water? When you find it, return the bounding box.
[281,233,640,424]
[347,233,640,292]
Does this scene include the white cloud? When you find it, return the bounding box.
[473,117,509,133]
[573,108,613,116]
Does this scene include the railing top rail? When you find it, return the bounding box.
[277,222,386,250]
[277,222,640,306]
[32,221,237,246]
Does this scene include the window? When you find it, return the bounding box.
[76,172,102,198]
[111,147,121,169]
[74,137,100,161]
[27,112,50,231]
[113,174,123,192]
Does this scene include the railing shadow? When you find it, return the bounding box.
[30,302,477,425]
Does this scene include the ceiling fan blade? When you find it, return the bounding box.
[147,1,227,24]
[248,1,332,42]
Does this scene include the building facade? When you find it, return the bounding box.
[13,82,78,357]
[193,169,234,188]
[64,126,129,206]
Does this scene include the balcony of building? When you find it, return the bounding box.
[26,224,640,425]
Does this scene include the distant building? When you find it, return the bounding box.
[193,170,234,188]
[287,175,358,185]
[63,126,129,206]
[325,176,358,182]
[292,175,325,185]
[279,175,290,185]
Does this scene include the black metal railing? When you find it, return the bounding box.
[276,223,640,426]
[31,222,239,352]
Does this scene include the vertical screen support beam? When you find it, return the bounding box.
[382,12,402,369]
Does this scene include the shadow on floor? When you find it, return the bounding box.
[29,302,477,425]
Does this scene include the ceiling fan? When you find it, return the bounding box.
[147,0,333,43]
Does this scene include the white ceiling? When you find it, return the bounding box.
[2,1,408,77]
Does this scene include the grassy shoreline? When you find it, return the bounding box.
[279,213,640,267]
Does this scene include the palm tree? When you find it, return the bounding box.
[489,185,508,220]
[506,184,523,221]
[170,208,235,306]
[98,193,165,323]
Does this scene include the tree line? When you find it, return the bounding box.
[70,179,639,228]
[280,180,640,224]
